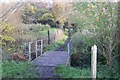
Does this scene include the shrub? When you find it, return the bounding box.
[55,65,90,78]
[2,61,38,78]
[71,31,107,67]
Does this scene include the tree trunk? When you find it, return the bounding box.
[106,41,112,69]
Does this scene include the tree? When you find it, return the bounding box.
[72,2,118,69]
[0,22,15,53]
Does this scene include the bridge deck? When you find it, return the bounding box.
[32,51,70,66]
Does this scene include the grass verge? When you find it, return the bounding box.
[44,33,68,51]
[2,61,38,78]
[55,65,90,78]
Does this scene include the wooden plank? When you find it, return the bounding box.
[32,51,69,66]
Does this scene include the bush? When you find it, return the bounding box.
[55,65,90,78]
[71,31,107,67]
[97,61,120,79]
[55,64,120,79]
[71,32,93,67]
[2,61,38,78]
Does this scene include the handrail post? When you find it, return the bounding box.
[28,42,31,61]
[35,40,38,58]
[67,43,70,55]
[41,40,43,55]
[24,43,26,55]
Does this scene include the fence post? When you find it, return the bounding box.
[48,29,50,44]
[41,40,43,55]
[35,40,38,58]
[24,43,26,55]
[28,42,31,61]
[91,45,97,79]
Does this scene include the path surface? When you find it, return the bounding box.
[32,51,70,78]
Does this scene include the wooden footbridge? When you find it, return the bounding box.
[23,29,73,77]
[31,39,72,67]
[24,38,72,78]
[24,37,72,66]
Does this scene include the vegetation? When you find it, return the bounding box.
[56,2,119,79]
[56,64,119,78]
[70,2,119,68]
[44,32,68,51]
[56,65,90,78]
[2,61,38,78]
[1,1,119,79]
[21,2,62,28]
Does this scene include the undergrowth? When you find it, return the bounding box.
[2,61,38,78]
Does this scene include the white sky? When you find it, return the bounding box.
[0,0,53,3]
[0,0,119,3]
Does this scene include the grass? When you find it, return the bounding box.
[24,28,56,41]
[55,65,90,78]
[55,64,120,79]
[2,61,38,78]
[44,33,68,51]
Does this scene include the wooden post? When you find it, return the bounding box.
[28,42,31,61]
[41,40,43,55]
[68,28,71,39]
[35,40,38,58]
[24,43,26,55]
[91,45,97,79]
[48,29,50,44]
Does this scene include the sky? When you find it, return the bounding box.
[0,0,119,3]
[0,0,53,3]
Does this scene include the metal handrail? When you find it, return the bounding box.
[67,40,72,55]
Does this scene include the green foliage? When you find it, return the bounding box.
[23,3,37,15]
[2,35,15,43]
[21,2,61,28]
[56,63,119,78]
[0,22,15,49]
[97,61,119,78]
[71,2,118,69]
[41,13,55,21]
[22,24,56,40]
[22,3,37,24]
[2,61,38,78]
[44,34,68,51]
[55,65,90,78]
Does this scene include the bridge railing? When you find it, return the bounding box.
[24,31,57,61]
[67,39,73,66]
[24,40,43,61]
